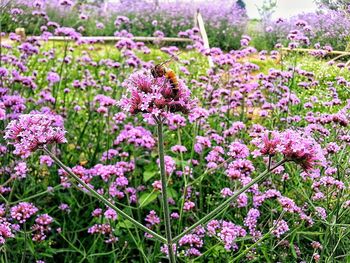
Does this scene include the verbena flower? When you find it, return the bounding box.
[114,124,155,149]
[244,208,261,238]
[271,219,289,238]
[145,210,161,227]
[32,214,54,242]
[5,114,67,158]
[254,129,326,171]
[0,224,14,245]
[10,202,38,224]
[118,71,194,116]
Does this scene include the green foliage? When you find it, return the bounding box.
[2,38,350,262]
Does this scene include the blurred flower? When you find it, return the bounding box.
[271,219,289,238]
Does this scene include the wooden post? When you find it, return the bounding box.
[154,0,159,8]
[15,28,26,41]
[196,10,214,68]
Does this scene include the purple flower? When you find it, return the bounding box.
[271,219,289,238]
[228,141,249,159]
[40,155,53,166]
[35,214,53,225]
[226,159,255,179]
[88,223,117,244]
[104,208,118,221]
[5,114,67,158]
[183,201,195,211]
[171,145,187,153]
[114,124,155,149]
[315,207,327,220]
[59,0,74,7]
[145,210,160,227]
[157,155,176,175]
[96,22,105,30]
[47,72,60,84]
[118,71,194,116]
[254,130,326,171]
[10,202,38,223]
[244,208,261,238]
[217,221,246,251]
[0,222,14,244]
[58,203,70,213]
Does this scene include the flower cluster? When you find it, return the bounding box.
[207,220,247,251]
[88,223,118,244]
[118,71,194,116]
[5,114,67,158]
[114,124,156,149]
[31,214,53,242]
[244,208,261,238]
[271,219,289,238]
[10,202,38,224]
[253,129,326,171]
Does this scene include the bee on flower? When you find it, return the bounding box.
[118,70,194,116]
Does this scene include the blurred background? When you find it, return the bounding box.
[2,0,349,51]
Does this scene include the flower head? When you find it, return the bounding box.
[254,129,326,171]
[5,114,67,158]
[10,202,38,223]
[118,71,194,116]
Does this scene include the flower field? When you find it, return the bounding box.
[1,0,350,262]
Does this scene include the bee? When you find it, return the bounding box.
[151,53,181,97]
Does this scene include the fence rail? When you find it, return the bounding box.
[281,47,350,56]
[34,36,193,43]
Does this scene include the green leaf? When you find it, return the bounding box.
[167,188,178,199]
[138,191,159,208]
[117,220,135,229]
[290,243,297,259]
[27,239,35,255]
[143,171,157,182]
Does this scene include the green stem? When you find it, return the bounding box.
[42,146,166,244]
[173,159,287,243]
[156,119,176,263]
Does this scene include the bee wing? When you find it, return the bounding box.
[158,51,183,66]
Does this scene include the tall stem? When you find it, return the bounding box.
[42,147,166,244]
[173,159,287,242]
[157,120,176,263]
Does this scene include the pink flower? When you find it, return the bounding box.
[183,201,195,211]
[228,141,249,159]
[10,202,38,223]
[0,222,14,244]
[152,180,162,191]
[171,145,187,153]
[5,114,67,158]
[118,71,194,116]
[88,223,117,243]
[114,124,155,149]
[244,208,261,238]
[145,210,160,226]
[157,155,176,175]
[14,162,27,179]
[220,188,233,198]
[254,130,326,171]
[217,221,246,251]
[271,219,289,238]
[226,159,255,179]
[40,155,53,166]
[104,208,118,221]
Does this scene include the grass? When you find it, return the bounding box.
[2,39,350,262]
